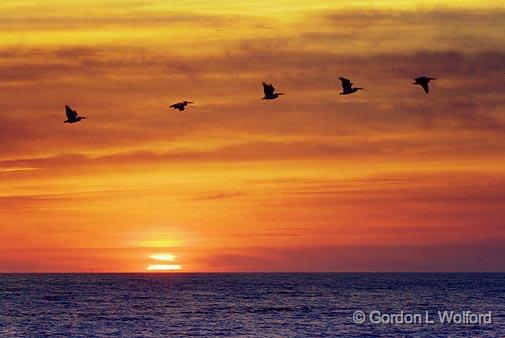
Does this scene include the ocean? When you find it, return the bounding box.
[1,273,504,337]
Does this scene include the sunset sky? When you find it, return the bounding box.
[1,0,504,272]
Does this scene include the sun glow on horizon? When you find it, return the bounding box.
[146,264,182,271]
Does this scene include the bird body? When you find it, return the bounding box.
[63,105,86,123]
[413,76,436,93]
[262,82,284,100]
[170,101,193,111]
[339,77,363,95]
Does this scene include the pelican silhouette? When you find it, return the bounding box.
[63,105,86,123]
[262,82,284,100]
[413,76,436,94]
[339,77,364,95]
[170,101,193,111]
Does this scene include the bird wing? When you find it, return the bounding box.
[263,82,275,96]
[65,106,77,120]
[414,76,426,83]
[339,77,353,91]
[421,82,430,93]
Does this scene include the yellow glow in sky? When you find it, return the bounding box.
[149,253,177,261]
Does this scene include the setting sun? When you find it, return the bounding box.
[146,264,182,271]
[149,253,177,261]
[147,252,182,271]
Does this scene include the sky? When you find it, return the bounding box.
[0,0,504,272]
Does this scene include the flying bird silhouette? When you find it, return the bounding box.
[339,77,364,95]
[262,82,284,100]
[170,101,193,111]
[63,105,86,123]
[413,76,436,94]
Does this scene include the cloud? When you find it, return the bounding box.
[187,192,245,201]
[0,12,242,31]
[196,242,505,272]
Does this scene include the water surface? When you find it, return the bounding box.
[1,273,504,337]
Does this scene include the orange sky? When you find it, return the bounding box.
[0,0,504,272]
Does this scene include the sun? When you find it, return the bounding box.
[146,264,182,271]
[149,253,177,261]
[146,252,182,271]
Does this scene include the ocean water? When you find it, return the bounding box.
[1,273,504,337]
